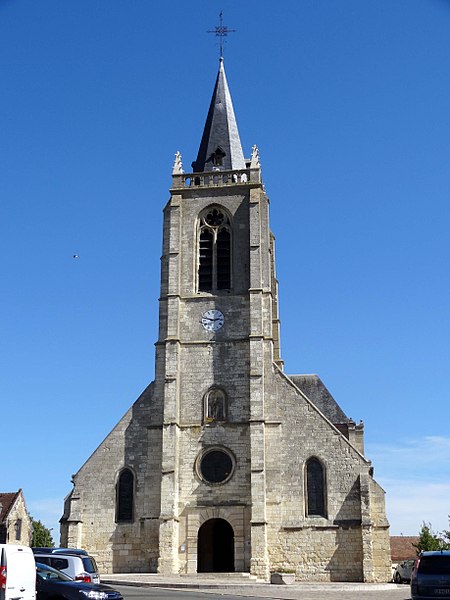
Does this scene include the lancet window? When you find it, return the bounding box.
[116,468,134,522]
[15,519,22,540]
[306,457,326,517]
[198,207,232,292]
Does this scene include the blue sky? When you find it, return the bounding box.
[1,0,449,542]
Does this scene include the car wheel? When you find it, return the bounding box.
[394,572,402,584]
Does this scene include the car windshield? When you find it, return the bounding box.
[36,563,74,582]
[419,556,450,575]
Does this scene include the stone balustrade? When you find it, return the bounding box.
[172,169,258,189]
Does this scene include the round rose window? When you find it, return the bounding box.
[199,449,234,484]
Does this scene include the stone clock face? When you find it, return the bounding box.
[201,309,224,332]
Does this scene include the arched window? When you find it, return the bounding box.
[306,457,326,517]
[116,468,134,522]
[204,388,227,423]
[198,207,232,292]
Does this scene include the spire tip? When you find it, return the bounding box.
[207,12,236,60]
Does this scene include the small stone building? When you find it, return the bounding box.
[0,489,32,545]
[61,58,391,582]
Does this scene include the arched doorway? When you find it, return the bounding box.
[197,518,235,572]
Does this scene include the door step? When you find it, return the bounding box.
[180,572,261,581]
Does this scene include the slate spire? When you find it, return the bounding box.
[192,58,246,173]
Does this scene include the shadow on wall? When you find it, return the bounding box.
[326,480,364,582]
[109,382,161,573]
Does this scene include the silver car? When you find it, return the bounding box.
[33,551,100,584]
[393,558,415,583]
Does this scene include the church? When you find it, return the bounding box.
[61,56,391,582]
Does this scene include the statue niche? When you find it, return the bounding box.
[204,388,226,423]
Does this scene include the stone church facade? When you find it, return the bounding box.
[61,58,391,582]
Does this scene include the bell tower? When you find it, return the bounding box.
[156,57,281,576]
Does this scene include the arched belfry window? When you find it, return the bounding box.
[204,388,227,423]
[198,207,232,292]
[116,468,134,522]
[306,457,326,517]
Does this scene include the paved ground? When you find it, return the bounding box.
[103,574,412,600]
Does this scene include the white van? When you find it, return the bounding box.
[0,545,36,600]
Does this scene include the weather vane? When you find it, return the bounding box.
[207,12,236,59]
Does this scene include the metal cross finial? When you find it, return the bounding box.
[207,12,236,59]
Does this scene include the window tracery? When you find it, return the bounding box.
[198,207,231,292]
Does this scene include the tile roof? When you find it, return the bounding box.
[0,491,20,523]
[390,536,419,561]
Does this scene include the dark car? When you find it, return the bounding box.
[411,550,450,599]
[36,562,123,600]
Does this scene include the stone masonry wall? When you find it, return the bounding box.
[268,527,363,581]
[262,366,390,581]
[369,477,392,581]
[62,385,163,573]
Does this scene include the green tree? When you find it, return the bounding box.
[440,515,450,548]
[414,522,444,553]
[31,518,54,548]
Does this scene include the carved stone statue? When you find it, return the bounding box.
[206,389,225,421]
